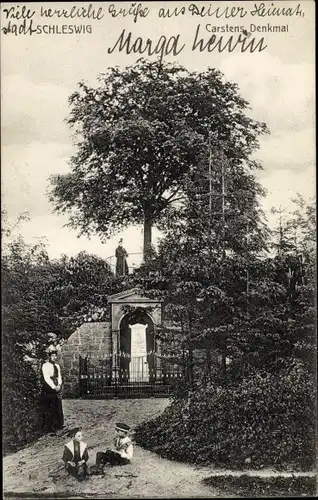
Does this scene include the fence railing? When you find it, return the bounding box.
[79,353,186,398]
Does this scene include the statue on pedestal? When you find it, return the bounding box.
[115,239,129,277]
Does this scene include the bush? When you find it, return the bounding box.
[2,352,43,455]
[134,358,316,470]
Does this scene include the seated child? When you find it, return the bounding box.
[62,427,89,480]
[95,423,133,470]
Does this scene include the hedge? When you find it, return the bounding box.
[3,353,43,455]
[134,358,316,470]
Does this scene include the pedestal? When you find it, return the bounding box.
[129,323,149,382]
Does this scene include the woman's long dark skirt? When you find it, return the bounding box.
[41,389,64,432]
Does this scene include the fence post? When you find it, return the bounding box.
[113,354,118,397]
[79,355,88,398]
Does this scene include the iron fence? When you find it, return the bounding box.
[79,353,185,398]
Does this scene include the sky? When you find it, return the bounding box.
[1,1,315,269]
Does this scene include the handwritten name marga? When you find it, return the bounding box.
[108,30,185,64]
[107,26,267,60]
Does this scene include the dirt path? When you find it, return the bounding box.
[3,399,219,498]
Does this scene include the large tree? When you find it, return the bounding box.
[135,191,315,379]
[49,58,268,258]
[133,148,270,384]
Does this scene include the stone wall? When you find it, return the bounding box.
[58,321,111,397]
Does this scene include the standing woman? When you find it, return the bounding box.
[41,346,64,433]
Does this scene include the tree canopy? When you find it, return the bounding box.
[134,188,315,381]
[1,210,117,359]
[49,58,268,257]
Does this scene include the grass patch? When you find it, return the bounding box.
[203,474,316,497]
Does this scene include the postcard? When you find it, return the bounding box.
[2,1,316,498]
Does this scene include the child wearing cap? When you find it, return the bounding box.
[62,427,89,481]
[95,423,133,471]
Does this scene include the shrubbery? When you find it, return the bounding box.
[2,353,43,454]
[134,358,315,470]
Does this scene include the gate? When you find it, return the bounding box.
[79,353,185,398]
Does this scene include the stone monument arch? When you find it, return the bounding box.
[107,288,162,382]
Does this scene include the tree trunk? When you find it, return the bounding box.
[143,216,152,260]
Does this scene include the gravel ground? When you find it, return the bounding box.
[3,398,219,499]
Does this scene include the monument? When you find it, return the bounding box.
[107,288,162,383]
[115,238,129,276]
[129,323,149,382]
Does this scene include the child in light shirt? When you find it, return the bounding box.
[95,423,133,472]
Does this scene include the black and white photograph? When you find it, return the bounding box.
[1,1,316,498]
